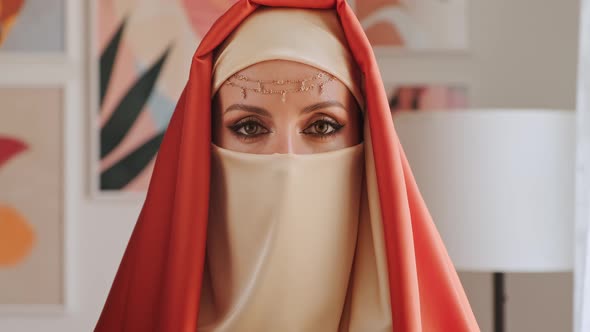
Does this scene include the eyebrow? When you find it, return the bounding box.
[224,100,347,117]
[301,101,347,114]
[224,104,272,117]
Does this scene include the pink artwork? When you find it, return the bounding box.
[351,0,468,50]
[388,85,468,112]
[0,88,63,305]
[0,136,35,268]
[97,0,236,192]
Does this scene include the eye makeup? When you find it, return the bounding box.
[301,116,345,139]
[227,116,271,141]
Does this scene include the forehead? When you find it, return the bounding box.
[216,60,353,106]
[237,60,323,80]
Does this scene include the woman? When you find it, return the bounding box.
[95,1,479,331]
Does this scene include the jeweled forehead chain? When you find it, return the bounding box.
[224,71,335,102]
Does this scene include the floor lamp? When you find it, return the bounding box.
[394,109,575,332]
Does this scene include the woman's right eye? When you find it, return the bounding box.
[229,119,270,138]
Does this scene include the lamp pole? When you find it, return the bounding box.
[494,272,506,332]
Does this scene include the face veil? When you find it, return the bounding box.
[94,1,480,332]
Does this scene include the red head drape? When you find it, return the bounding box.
[95,1,480,331]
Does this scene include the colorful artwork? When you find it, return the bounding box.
[0,0,64,52]
[97,0,236,192]
[388,84,468,112]
[350,0,468,50]
[0,137,34,267]
[0,88,63,305]
[0,0,24,46]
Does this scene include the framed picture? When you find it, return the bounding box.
[0,87,64,309]
[348,0,468,52]
[0,0,65,53]
[387,84,469,113]
[91,0,236,196]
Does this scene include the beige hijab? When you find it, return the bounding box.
[199,8,391,331]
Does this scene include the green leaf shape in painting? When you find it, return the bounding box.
[100,47,171,159]
[100,18,127,107]
[100,131,165,190]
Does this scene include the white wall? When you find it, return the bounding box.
[0,0,580,331]
[376,0,579,331]
[576,0,590,330]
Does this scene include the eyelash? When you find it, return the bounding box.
[227,116,345,140]
[228,117,270,140]
[301,117,344,139]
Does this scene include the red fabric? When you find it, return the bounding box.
[95,1,480,331]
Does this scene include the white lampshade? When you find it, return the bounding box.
[394,109,575,272]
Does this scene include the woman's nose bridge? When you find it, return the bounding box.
[271,116,305,154]
[274,128,295,153]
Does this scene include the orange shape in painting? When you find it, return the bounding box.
[0,204,35,266]
[0,0,26,46]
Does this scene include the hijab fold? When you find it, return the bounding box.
[95,1,479,331]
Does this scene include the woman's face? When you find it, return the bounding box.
[213,60,362,154]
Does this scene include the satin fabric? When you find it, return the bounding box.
[199,143,371,331]
[212,7,364,108]
[95,1,480,331]
[199,141,392,331]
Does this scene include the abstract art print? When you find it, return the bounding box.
[96,0,236,193]
[349,0,468,51]
[0,0,65,52]
[388,84,468,113]
[0,87,63,306]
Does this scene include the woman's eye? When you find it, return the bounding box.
[231,120,269,137]
[302,119,343,136]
